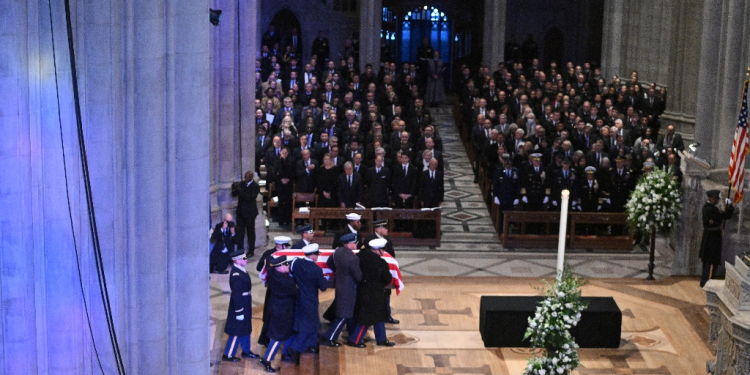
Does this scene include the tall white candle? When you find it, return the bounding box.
[557,190,570,281]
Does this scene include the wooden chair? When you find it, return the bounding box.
[291,192,317,233]
[266,182,276,220]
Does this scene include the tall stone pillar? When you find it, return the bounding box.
[0,0,40,373]
[124,0,211,373]
[482,0,506,67]
[600,0,624,78]
[359,0,382,73]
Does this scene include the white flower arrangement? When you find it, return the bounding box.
[523,266,587,375]
[625,168,682,235]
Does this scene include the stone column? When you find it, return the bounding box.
[359,0,382,73]
[0,0,40,373]
[600,0,624,78]
[482,0,506,67]
[125,0,211,373]
[692,0,722,165]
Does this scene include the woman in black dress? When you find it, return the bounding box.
[317,154,339,208]
[275,147,295,229]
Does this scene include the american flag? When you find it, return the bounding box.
[729,79,749,204]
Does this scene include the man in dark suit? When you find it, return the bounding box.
[337,162,363,208]
[656,124,685,152]
[365,155,391,208]
[231,171,260,255]
[255,125,272,172]
[419,159,444,208]
[322,233,362,346]
[585,141,607,169]
[210,213,237,274]
[295,149,318,193]
[392,152,418,209]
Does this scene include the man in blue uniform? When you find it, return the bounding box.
[347,238,396,348]
[699,190,735,287]
[260,256,298,373]
[256,236,291,347]
[291,224,315,249]
[492,153,521,226]
[222,250,260,362]
[332,213,363,249]
[286,244,328,364]
[322,232,362,346]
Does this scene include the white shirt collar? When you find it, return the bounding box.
[233,263,247,273]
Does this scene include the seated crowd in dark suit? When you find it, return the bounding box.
[457,59,681,214]
[253,31,446,229]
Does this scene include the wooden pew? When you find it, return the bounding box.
[374,209,442,247]
[307,208,442,247]
[568,212,633,251]
[308,208,374,246]
[501,210,633,251]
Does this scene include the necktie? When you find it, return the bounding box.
[404,166,407,176]
[306,161,309,167]
[486,129,490,138]
[667,136,672,144]
[327,92,331,102]
[291,79,295,87]
[376,168,380,174]
[293,36,297,46]
[535,167,539,173]
[506,170,511,178]
[619,169,622,176]
[260,136,264,144]
[276,148,280,156]
[431,172,434,180]
[564,171,568,179]
[348,176,351,186]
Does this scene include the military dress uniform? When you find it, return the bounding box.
[492,159,521,225]
[699,190,735,287]
[609,165,634,212]
[223,251,259,361]
[348,239,395,347]
[520,155,550,212]
[576,167,602,234]
[261,256,299,370]
[550,167,577,211]
[322,233,363,346]
[288,245,328,357]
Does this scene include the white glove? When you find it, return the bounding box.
[604,198,611,204]
[494,197,500,205]
[597,205,602,211]
[577,206,583,211]
[543,196,549,204]
[325,275,330,281]
[725,198,732,205]
[522,196,528,203]
[513,199,519,206]
[236,315,245,321]
[552,201,558,207]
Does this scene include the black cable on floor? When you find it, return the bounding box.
[46,0,105,372]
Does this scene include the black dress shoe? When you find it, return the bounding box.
[376,340,396,347]
[305,346,319,354]
[259,359,276,373]
[387,318,400,324]
[345,341,366,348]
[321,339,341,347]
[287,348,301,365]
[221,354,240,362]
[241,351,259,359]
[280,353,293,363]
